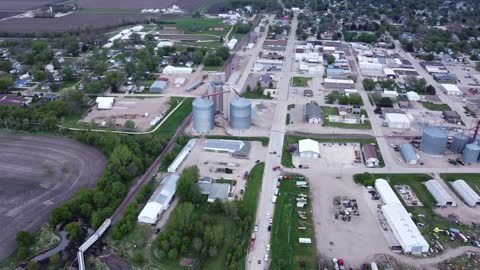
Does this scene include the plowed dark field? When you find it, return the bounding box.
[0,134,106,260]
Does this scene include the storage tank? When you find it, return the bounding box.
[450,132,468,153]
[192,98,214,133]
[419,127,448,155]
[463,143,480,163]
[229,98,251,130]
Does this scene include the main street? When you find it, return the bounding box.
[246,14,299,270]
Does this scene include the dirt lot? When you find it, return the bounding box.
[82,96,170,131]
[78,0,205,11]
[177,139,267,199]
[0,134,106,260]
[159,71,210,97]
[0,13,184,33]
[301,171,393,267]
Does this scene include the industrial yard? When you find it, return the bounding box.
[81,96,171,131]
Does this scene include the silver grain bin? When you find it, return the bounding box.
[229,98,251,130]
[419,127,448,155]
[463,143,480,163]
[193,98,214,133]
[450,132,468,153]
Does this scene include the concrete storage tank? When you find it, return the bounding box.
[192,98,214,133]
[463,143,480,163]
[450,133,468,153]
[419,127,448,155]
[229,98,251,130]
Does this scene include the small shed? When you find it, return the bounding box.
[96,97,115,110]
[399,143,419,164]
[442,110,461,124]
[150,79,168,93]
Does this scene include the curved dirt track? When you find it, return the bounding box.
[0,134,106,260]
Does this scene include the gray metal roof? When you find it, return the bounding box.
[424,179,456,207]
[305,102,322,119]
[205,139,244,152]
[451,180,480,207]
[148,173,179,205]
[399,143,418,162]
[198,182,230,202]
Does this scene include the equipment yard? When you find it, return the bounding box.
[0,134,106,260]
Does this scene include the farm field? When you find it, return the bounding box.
[78,0,207,12]
[0,134,106,260]
[0,13,185,33]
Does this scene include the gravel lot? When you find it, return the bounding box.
[0,134,106,260]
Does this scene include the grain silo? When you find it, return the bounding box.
[419,127,448,155]
[463,143,480,163]
[192,98,214,133]
[229,98,251,130]
[450,132,468,153]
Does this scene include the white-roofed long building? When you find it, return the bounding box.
[375,178,429,254]
[424,179,456,207]
[138,173,179,224]
[167,139,196,173]
[375,179,402,205]
[451,180,480,207]
[382,203,429,254]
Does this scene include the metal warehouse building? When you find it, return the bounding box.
[382,203,429,254]
[167,139,196,173]
[451,180,480,207]
[424,179,456,207]
[138,173,179,224]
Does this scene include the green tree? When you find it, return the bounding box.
[379,97,393,107]
[62,68,75,83]
[0,76,14,91]
[32,69,47,82]
[326,54,336,65]
[50,204,73,225]
[132,250,146,265]
[193,50,204,65]
[26,261,39,270]
[16,230,34,247]
[176,166,202,203]
[168,248,178,260]
[362,78,376,91]
[48,253,61,270]
[0,60,12,72]
[64,222,81,240]
[170,202,195,233]
[124,120,136,130]
[246,85,251,92]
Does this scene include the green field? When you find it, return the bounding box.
[361,174,479,249]
[159,18,229,36]
[178,41,224,49]
[270,175,317,270]
[321,106,372,129]
[202,65,223,71]
[291,77,310,87]
[152,97,192,137]
[282,135,384,168]
[76,9,140,14]
[421,102,451,111]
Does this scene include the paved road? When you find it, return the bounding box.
[246,14,298,270]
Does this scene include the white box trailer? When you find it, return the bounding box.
[298,238,312,244]
[272,195,277,203]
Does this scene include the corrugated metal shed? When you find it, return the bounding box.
[399,144,419,164]
[451,180,480,207]
[138,174,179,224]
[424,179,456,207]
[167,139,196,173]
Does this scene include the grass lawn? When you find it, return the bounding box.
[291,77,310,87]
[178,41,224,49]
[159,18,229,36]
[242,91,273,100]
[440,174,480,190]
[282,135,384,168]
[0,224,60,270]
[153,97,193,137]
[321,106,372,130]
[76,9,140,14]
[421,102,451,111]
[364,174,478,249]
[270,175,318,270]
[202,65,223,71]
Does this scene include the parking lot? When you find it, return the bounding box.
[292,142,366,169]
[82,96,171,131]
[177,139,268,198]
